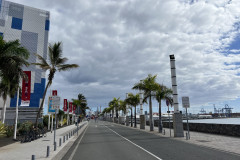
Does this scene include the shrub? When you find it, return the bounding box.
[5,125,14,137]
[62,118,67,126]
[0,121,6,136]
[38,123,44,129]
[18,121,33,134]
[43,115,49,127]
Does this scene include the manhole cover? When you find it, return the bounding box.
[196,140,211,143]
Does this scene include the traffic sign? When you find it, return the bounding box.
[182,96,190,108]
[51,96,60,109]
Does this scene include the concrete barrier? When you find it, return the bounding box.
[146,120,240,137]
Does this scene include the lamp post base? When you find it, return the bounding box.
[173,113,184,137]
[140,115,145,129]
[126,116,129,126]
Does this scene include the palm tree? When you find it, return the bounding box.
[155,85,173,133]
[133,74,159,131]
[33,42,79,126]
[0,37,29,124]
[118,100,127,115]
[125,93,140,128]
[72,94,88,116]
[109,97,120,119]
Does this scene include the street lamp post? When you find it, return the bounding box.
[169,54,184,137]
[13,85,20,140]
[139,80,145,129]
[126,93,129,126]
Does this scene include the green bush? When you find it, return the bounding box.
[18,121,33,134]
[38,123,44,129]
[43,115,49,127]
[5,126,14,137]
[0,121,6,136]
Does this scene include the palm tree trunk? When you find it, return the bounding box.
[2,99,7,124]
[158,100,162,133]
[149,94,153,131]
[134,106,137,128]
[35,80,51,126]
[131,108,133,127]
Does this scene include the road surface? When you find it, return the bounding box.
[62,121,240,160]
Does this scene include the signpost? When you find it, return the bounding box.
[49,90,60,148]
[182,96,190,140]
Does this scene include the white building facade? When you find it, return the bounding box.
[0,0,49,124]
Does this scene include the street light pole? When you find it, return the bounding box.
[169,54,184,137]
[13,85,20,140]
[126,93,129,126]
[139,80,145,129]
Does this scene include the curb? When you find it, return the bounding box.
[51,122,88,160]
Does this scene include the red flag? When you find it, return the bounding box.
[69,102,73,113]
[21,71,31,106]
[52,90,57,96]
[63,99,68,113]
[73,105,76,114]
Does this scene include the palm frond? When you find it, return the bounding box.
[57,64,79,71]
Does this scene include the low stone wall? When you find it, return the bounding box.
[146,120,240,137]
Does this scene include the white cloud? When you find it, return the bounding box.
[10,0,240,112]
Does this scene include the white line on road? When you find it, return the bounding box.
[105,125,162,160]
[69,124,89,160]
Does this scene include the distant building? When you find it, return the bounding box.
[0,0,49,124]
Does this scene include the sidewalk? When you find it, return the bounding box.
[0,121,88,160]
[114,122,240,155]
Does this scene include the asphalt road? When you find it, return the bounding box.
[63,121,240,160]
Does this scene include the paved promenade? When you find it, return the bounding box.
[0,121,88,160]
[119,122,240,155]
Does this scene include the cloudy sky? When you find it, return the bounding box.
[11,0,240,114]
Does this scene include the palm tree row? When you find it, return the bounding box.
[103,74,173,133]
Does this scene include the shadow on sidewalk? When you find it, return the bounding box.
[0,135,17,148]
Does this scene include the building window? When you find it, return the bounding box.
[45,20,49,31]
[11,17,23,30]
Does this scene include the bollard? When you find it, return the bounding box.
[54,141,57,151]
[32,155,35,160]
[77,126,78,135]
[186,133,188,140]
[66,134,68,140]
[163,129,165,135]
[46,146,50,157]
[59,138,62,147]
[63,135,65,143]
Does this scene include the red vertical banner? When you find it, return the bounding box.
[52,90,57,96]
[21,71,31,106]
[63,99,68,113]
[73,105,76,114]
[69,102,73,114]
